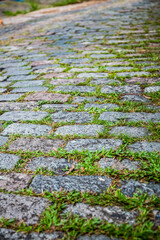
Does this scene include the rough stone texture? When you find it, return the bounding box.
[0,111,48,122]
[0,193,50,225]
[0,173,32,191]
[12,80,44,88]
[0,229,63,240]
[128,141,160,152]
[144,86,160,93]
[64,203,137,225]
[1,123,52,136]
[121,95,149,103]
[0,94,23,102]
[125,77,160,84]
[101,85,142,94]
[8,138,64,152]
[41,104,77,110]
[0,102,38,111]
[0,153,20,170]
[120,179,160,197]
[99,112,160,123]
[84,103,118,110]
[153,210,160,227]
[51,78,84,85]
[11,86,48,93]
[99,158,140,171]
[51,111,93,123]
[24,92,70,102]
[0,136,8,146]
[26,157,75,174]
[78,235,119,240]
[65,139,123,152]
[30,175,112,193]
[54,86,95,93]
[73,97,100,103]
[7,75,38,81]
[55,125,104,136]
[109,126,149,137]
[90,79,121,85]
[77,73,109,78]
[116,71,149,77]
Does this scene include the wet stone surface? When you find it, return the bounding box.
[64,203,138,225]
[0,193,50,225]
[0,173,32,191]
[1,123,52,136]
[30,175,112,193]
[8,138,64,152]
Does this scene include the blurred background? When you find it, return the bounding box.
[0,0,89,17]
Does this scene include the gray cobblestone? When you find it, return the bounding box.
[55,125,104,136]
[8,138,64,152]
[0,193,50,225]
[1,123,52,136]
[0,153,20,170]
[0,111,48,122]
[65,139,123,152]
[30,175,112,193]
[51,111,93,123]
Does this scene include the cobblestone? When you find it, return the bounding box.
[0,0,159,236]
[8,138,64,152]
[65,139,123,152]
[54,86,95,93]
[64,203,138,225]
[24,92,70,102]
[99,112,160,123]
[0,229,63,240]
[128,141,160,152]
[0,111,48,121]
[0,153,20,170]
[1,123,52,136]
[109,126,149,137]
[51,111,93,123]
[0,173,32,191]
[99,158,140,171]
[26,157,75,174]
[0,193,50,225]
[30,175,112,193]
[55,125,104,136]
[101,85,142,94]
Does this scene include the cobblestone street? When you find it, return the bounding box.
[0,0,160,239]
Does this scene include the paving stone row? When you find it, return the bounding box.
[0,0,160,238]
